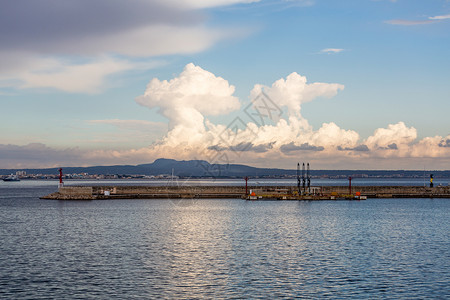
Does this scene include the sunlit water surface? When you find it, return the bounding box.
[0,181,449,299]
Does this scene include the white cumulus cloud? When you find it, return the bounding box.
[132,65,351,161]
[250,72,344,117]
[131,65,448,169]
[2,64,449,169]
[136,63,240,133]
[311,122,359,148]
[410,135,450,158]
[365,122,417,150]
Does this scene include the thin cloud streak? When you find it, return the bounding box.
[429,14,450,20]
[88,119,167,132]
[385,19,435,26]
[386,13,450,26]
[320,48,344,54]
[0,56,164,93]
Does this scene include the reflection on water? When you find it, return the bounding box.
[0,185,449,298]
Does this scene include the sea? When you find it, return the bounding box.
[0,179,449,299]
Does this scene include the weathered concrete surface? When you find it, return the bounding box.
[41,192,95,200]
[59,186,93,195]
[320,185,450,198]
[40,186,94,200]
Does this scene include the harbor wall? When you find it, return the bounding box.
[59,186,93,195]
[41,185,450,200]
[48,186,95,200]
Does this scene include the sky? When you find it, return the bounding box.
[0,0,449,170]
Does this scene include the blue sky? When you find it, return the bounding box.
[0,0,449,169]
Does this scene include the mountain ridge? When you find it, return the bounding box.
[1,158,449,178]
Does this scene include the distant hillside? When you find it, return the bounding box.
[1,158,449,178]
[0,158,290,177]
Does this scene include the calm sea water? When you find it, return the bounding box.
[0,181,449,299]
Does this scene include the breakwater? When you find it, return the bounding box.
[40,185,450,200]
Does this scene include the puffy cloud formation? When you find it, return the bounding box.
[439,139,450,148]
[251,72,344,117]
[130,65,449,169]
[310,122,359,148]
[410,135,450,158]
[136,63,240,132]
[2,64,449,169]
[133,64,361,161]
[366,122,417,150]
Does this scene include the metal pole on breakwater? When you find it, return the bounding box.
[349,176,352,195]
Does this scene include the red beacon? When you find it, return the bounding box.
[59,168,64,188]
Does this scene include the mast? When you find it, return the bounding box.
[307,163,311,194]
[302,163,306,194]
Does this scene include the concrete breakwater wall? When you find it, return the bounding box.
[321,185,450,198]
[40,185,450,200]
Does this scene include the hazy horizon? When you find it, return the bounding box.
[1,158,449,172]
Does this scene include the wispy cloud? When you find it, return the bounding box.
[429,14,450,20]
[86,119,168,147]
[0,56,164,93]
[385,19,434,26]
[283,0,315,8]
[88,119,167,132]
[0,0,254,93]
[136,63,240,130]
[320,48,344,54]
[386,13,450,26]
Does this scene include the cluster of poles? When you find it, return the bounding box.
[297,163,311,194]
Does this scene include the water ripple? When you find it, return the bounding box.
[0,194,449,299]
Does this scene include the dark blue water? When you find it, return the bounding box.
[1,181,449,299]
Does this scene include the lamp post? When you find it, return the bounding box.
[348,176,352,195]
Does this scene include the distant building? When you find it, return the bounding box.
[16,171,26,177]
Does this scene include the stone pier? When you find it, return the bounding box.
[40,185,450,200]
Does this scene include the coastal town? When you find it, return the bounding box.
[1,170,447,181]
[0,171,179,181]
